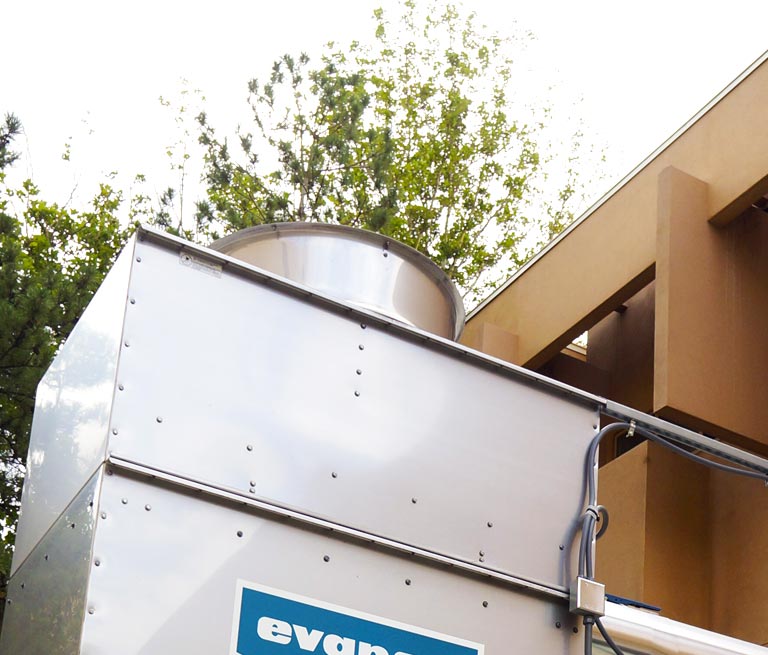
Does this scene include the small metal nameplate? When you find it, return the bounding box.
[179,252,222,278]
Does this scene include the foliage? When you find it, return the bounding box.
[0,114,128,625]
[192,0,591,302]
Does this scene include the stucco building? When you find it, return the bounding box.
[461,52,768,645]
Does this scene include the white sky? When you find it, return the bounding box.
[3,0,767,217]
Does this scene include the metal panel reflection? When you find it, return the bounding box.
[81,471,583,655]
[12,242,133,572]
[0,470,101,655]
[107,237,598,592]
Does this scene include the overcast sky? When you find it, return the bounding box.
[3,0,766,216]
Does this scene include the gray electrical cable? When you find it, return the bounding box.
[577,421,768,655]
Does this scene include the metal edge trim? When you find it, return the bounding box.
[135,225,608,408]
[467,49,768,320]
[106,454,569,603]
[603,401,768,475]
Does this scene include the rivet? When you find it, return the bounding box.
[249,481,256,487]
[121,498,128,505]
[156,416,163,423]
[124,341,130,348]
[358,344,365,351]
[246,445,253,452]
[130,298,136,304]
[118,384,124,391]
[573,627,579,633]
[487,521,493,528]
[479,550,485,557]
[354,391,360,397]
[479,556,485,562]
[237,531,243,538]
[145,504,151,511]
[323,555,330,562]
[112,428,118,435]
[555,621,561,629]
[100,512,107,519]
[559,544,565,551]
[405,579,411,586]
[356,369,362,375]
[360,323,367,329]
[94,559,101,567]
[88,607,95,615]
[249,488,256,494]
[136,256,142,262]
[331,472,338,478]
[482,601,488,608]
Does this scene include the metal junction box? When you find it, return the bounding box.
[1,227,605,654]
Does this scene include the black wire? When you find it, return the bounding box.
[577,421,768,655]
[596,618,625,655]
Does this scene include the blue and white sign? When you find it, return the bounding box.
[230,582,484,655]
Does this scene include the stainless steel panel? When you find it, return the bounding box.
[12,241,134,572]
[82,472,583,655]
[108,238,599,592]
[211,222,465,340]
[0,469,101,654]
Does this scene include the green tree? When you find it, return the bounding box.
[194,1,593,303]
[0,114,128,625]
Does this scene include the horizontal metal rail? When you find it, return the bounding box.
[604,401,768,476]
[107,454,570,603]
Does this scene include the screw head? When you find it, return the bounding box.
[94,559,101,567]
[405,579,411,586]
[479,550,485,557]
[356,369,362,375]
[246,445,253,452]
[487,521,493,528]
[331,472,338,478]
[237,531,243,538]
[100,512,107,519]
[118,384,124,391]
[411,498,417,504]
[555,621,562,629]
[121,498,128,505]
[559,544,565,551]
[112,428,118,435]
[360,323,367,329]
[249,480,256,487]
[136,256,142,262]
[124,341,130,348]
[144,504,151,511]
[156,416,163,423]
[323,555,330,562]
[88,607,95,615]
[573,627,579,634]
[482,601,489,608]
[130,298,136,304]
[249,488,256,494]
[354,390,360,397]
[358,344,365,351]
